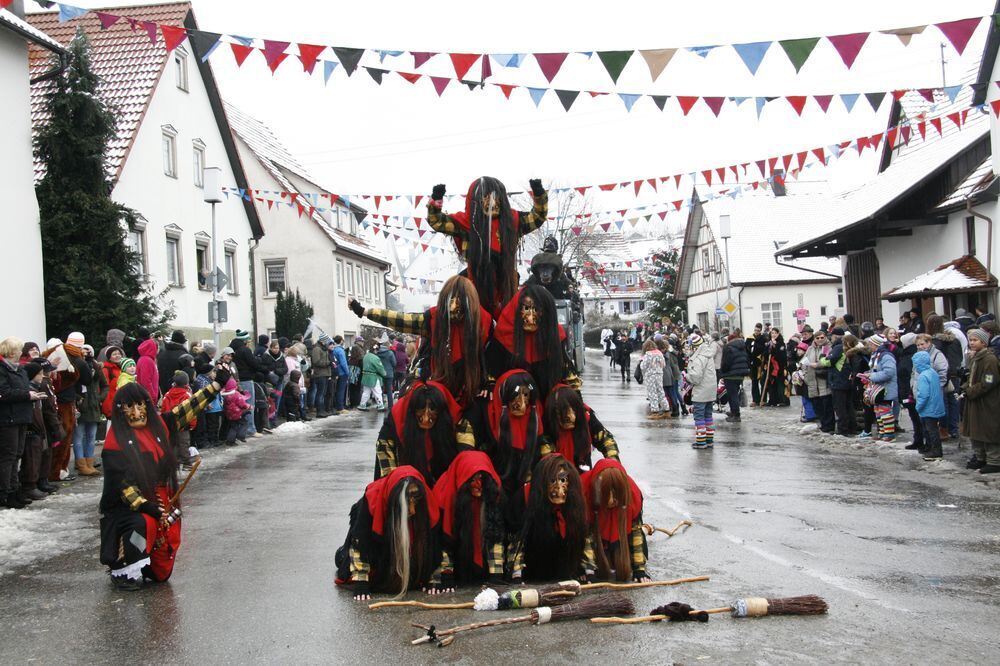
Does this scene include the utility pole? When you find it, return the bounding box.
[940,42,947,89]
[203,166,223,355]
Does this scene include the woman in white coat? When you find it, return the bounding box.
[686,334,718,449]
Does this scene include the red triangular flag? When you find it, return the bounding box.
[142,21,158,44]
[412,52,437,68]
[374,196,382,209]
[647,178,657,191]
[266,200,274,210]
[991,100,1000,116]
[916,121,926,140]
[297,43,326,74]
[599,183,617,191]
[575,186,590,196]
[633,180,643,195]
[917,88,935,103]
[755,159,766,176]
[855,136,869,154]
[704,97,725,117]
[812,147,826,163]
[891,89,907,101]
[673,174,682,188]
[672,200,683,211]
[497,84,515,99]
[657,211,667,221]
[160,25,187,53]
[929,117,943,135]
[677,96,699,115]
[767,156,779,174]
[702,170,713,185]
[869,132,883,146]
[786,95,808,115]
[936,17,981,55]
[96,12,120,29]
[430,77,450,96]
[814,95,833,112]
[716,167,726,183]
[398,71,422,84]
[947,111,963,129]
[533,52,569,83]
[796,151,808,170]
[449,53,479,80]
[827,32,870,68]
[263,40,290,73]
[230,43,254,67]
[886,127,898,147]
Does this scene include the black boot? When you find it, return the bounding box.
[922,446,943,461]
[5,493,28,509]
[37,479,58,494]
[111,575,143,591]
[967,457,986,470]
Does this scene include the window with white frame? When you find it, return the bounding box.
[625,273,635,286]
[837,287,844,308]
[701,248,711,275]
[264,259,287,297]
[355,265,363,298]
[165,229,183,287]
[224,245,238,295]
[174,47,189,91]
[195,238,210,290]
[126,221,148,277]
[761,302,782,327]
[621,301,632,314]
[336,259,345,294]
[346,261,355,294]
[372,271,380,302]
[714,247,722,274]
[192,140,205,187]
[338,207,348,231]
[362,268,371,298]
[162,125,177,178]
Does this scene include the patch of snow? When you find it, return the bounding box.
[0,490,99,577]
[272,420,317,435]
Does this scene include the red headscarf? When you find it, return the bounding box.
[428,304,492,365]
[488,370,542,451]
[102,416,168,461]
[548,384,591,464]
[364,465,439,537]
[433,452,500,566]
[521,453,572,538]
[390,381,463,462]
[442,178,523,254]
[493,288,567,364]
[581,458,642,543]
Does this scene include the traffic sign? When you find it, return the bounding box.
[721,298,739,316]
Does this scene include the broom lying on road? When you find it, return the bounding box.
[368,575,709,611]
[590,594,829,624]
[412,593,635,646]
[642,520,693,538]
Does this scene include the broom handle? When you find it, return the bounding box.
[758,355,772,406]
[642,520,693,537]
[591,608,732,624]
[581,575,709,591]
[369,600,474,610]
[410,614,533,643]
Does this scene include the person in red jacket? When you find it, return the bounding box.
[160,371,199,467]
[136,338,160,404]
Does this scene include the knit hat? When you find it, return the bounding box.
[21,341,39,356]
[172,370,190,387]
[171,329,187,344]
[830,327,845,336]
[178,353,194,367]
[318,334,332,345]
[900,332,918,348]
[119,358,136,372]
[868,333,887,346]
[687,333,703,347]
[46,338,63,350]
[234,329,251,341]
[82,344,94,356]
[968,328,990,345]
[23,362,43,381]
[257,334,270,347]
[106,328,125,346]
[220,346,235,357]
[66,331,85,350]
[955,308,970,318]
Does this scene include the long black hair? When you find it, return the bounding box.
[452,473,504,582]
[518,455,587,579]
[513,284,562,395]
[543,386,591,469]
[430,275,484,401]
[110,382,177,501]
[400,385,458,483]
[496,372,540,489]
[467,177,518,314]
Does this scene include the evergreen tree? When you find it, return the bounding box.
[274,289,314,338]
[35,30,169,340]
[645,249,686,324]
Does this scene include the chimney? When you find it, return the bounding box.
[771,170,787,197]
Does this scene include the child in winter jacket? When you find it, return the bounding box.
[282,370,309,421]
[912,351,945,460]
[160,371,199,466]
[221,377,252,445]
[117,357,137,388]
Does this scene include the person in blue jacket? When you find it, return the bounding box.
[912,350,945,461]
[331,336,350,414]
[862,333,897,442]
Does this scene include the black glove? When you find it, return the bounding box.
[436,572,456,592]
[529,178,544,196]
[348,298,366,318]
[351,580,370,599]
[138,498,163,520]
[431,183,446,200]
[632,570,650,582]
[213,364,232,388]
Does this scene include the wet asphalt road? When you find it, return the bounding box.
[3,349,1000,664]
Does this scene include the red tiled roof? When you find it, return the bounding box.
[883,255,998,302]
[27,3,193,184]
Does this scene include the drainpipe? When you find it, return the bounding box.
[736,285,745,332]
[966,199,994,313]
[249,238,260,337]
[773,253,840,280]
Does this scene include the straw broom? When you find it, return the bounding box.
[412,593,635,646]
[642,520,693,538]
[590,594,829,624]
[369,575,709,611]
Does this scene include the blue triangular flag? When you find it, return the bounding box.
[615,219,625,230]
[618,93,641,112]
[323,60,339,85]
[730,96,750,105]
[232,35,255,47]
[840,93,860,112]
[377,50,404,62]
[527,87,548,107]
[491,53,524,67]
[58,4,88,22]
[579,51,594,58]
[943,84,962,103]
[755,97,767,119]
[688,45,718,58]
[732,41,771,75]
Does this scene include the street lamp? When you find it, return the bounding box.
[720,214,734,329]
[203,166,223,354]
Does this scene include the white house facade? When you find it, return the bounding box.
[0,4,63,341]
[225,103,389,344]
[28,4,262,344]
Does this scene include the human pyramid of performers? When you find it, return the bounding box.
[333,177,651,601]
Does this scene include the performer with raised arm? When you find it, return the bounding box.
[99,364,230,590]
[427,177,548,316]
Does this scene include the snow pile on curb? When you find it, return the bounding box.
[0,490,99,576]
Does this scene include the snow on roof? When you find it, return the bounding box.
[27,3,192,184]
[698,193,842,285]
[0,8,64,52]
[883,255,998,301]
[225,102,387,265]
[934,155,994,210]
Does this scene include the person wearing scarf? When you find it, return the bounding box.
[426,177,548,317]
[46,333,91,482]
[581,459,649,582]
[487,284,581,401]
[539,384,619,472]
[334,465,443,600]
[100,365,230,590]
[861,333,898,442]
[374,381,468,486]
[349,275,491,408]
[432,451,505,586]
[462,369,543,496]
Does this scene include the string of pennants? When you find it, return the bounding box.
[221,96,996,221]
[30,0,998,115]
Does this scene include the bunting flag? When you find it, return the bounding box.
[733,41,771,75]
[555,89,580,111]
[597,50,633,83]
[533,52,569,83]
[262,39,290,73]
[297,43,326,74]
[779,37,820,72]
[160,24,187,53]
[449,52,479,80]
[639,48,677,81]
[332,46,364,75]
[189,30,222,61]
[827,32,870,68]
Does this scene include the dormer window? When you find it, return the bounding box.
[162,125,178,178]
[174,47,189,91]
